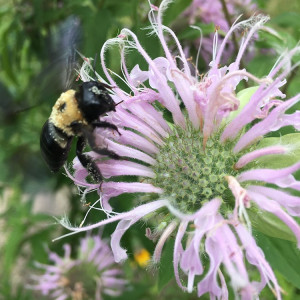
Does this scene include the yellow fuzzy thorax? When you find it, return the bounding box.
[50,90,87,136]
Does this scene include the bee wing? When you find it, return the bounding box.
[61,16,82,89]
[81,125,120,160]
[81,125,106,151]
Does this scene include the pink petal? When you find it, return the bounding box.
[107,107,164,145]
[126,101,169,138]
[235,146,287,169]
[153,220,177,263]
[97,160,155,179]
[197,234,224,299]
[235,223,281,299]
[120,29,185,127]
[110,200,168,262]
[173,221,189,291]
[238,162,300,190]
[221,79,286,143]
[180,199,221,292]
[101,182,163,211]
[247,185,300,216]
[116,128,159,155]
[106,139,156,165]
[55,200,168,240]
[234,95,300,152]
[171,70,200,129]
[129,64,149,86]
[215,222,251,292]
[248,190,300,248]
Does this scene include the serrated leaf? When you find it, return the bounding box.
[255,231,300,289]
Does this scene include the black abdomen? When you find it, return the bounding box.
[40,120,73,172]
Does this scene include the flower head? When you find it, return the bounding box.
[59,1,300,299]
[30,235,127,300]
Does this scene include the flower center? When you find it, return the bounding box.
[152,124,240,213]
[65,262,99,298]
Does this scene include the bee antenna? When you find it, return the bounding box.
[115,100,124,107]
[93,53,98,79]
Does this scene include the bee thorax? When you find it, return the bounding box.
[50,89,87,136]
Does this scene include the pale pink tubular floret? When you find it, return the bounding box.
[106,106,165,145]
[247,185,300,216]
[116,128,159,154]
[238,161,300,190]
[247,190,300,248]
[154,5,201,128]
[235,224,281,298]
[101,182,163,211]
[234,95,300,152]
[110,200,169,262]
[105,139,156,165]
[196,214,266,299]
[197,234,225,299]
[202,16,271,143]
[216,222,254,296]
[173,220,189,291]
[153,220,178,262]
[73,156,155,180]
[221,46,300,143]
[179,199,221,292]
[119,28,185,127]
[235,145,287,169]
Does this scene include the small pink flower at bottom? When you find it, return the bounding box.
[29,235,127,300]
[58,1,300,299]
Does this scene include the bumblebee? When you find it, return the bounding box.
[40,81,121,182]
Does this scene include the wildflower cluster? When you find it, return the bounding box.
[30,236,126,300]
[57,0,300,299]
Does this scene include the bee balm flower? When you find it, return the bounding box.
[30,236,127,300]
[59,1,300,299]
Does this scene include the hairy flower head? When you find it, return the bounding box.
[29,235,126,300]
[58,1,300,299]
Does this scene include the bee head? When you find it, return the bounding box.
[76,81,116,123]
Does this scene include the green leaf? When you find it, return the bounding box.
[250,133,300,169]
[255,231,300,289]
[227,87,259,122]
[271,12,300,29]
[163,0,193,26]
[157,238,175,291]
[248,209,297,242]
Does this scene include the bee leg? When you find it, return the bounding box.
[92,146,121,160]
[92,121,121,135]
[76,136,103,182]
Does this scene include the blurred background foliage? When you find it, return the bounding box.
[0,0,300,299]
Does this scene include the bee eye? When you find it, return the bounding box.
[59,102,66,112]
[89,86,101,95]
